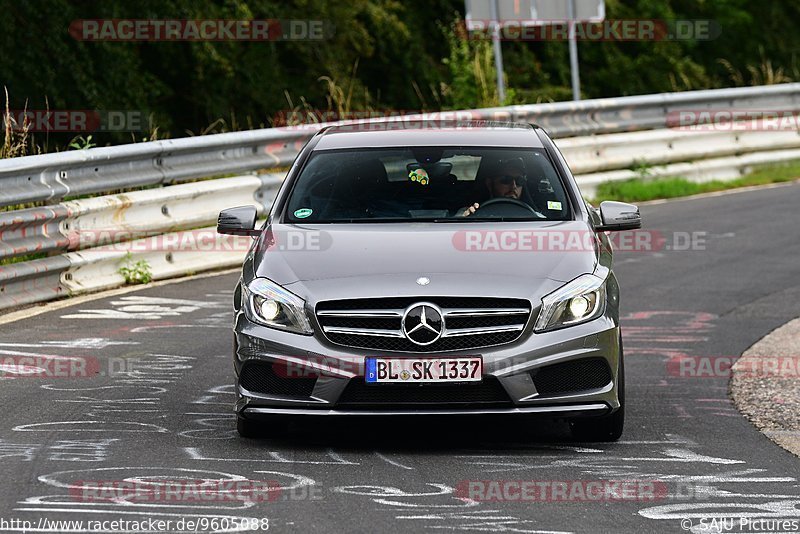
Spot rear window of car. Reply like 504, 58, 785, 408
284, 146, 571, 222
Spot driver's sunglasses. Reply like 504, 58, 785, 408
496, 174, 526, 187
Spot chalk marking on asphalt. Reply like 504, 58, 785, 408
327, 449, 355, 465
640, 470, 796, 483
419, 524, 571, 533
179, 413, 237, 440
40, 384, 168, 394
251, 470, 316, 491
638, 500, 800, 520
38, 465, 315, 493
184, 447, 360, 465
396, 513, 569, 534
84, 412, 161, 413
17, 495, 256, 511
54, 398, 159, 404
374, 452, 414, 470
130, 324, 230, 332
606, 448, 744, 464
0, 339, 139, 349
331, 484, 452, 497
11, 507, 267, 523
61, 296, 228, 320
191, 384, 236, 405
375, 498, 479, 508
0, 442, 39, 461
457, 457, 562, 462
0, 348, 83, 360
13, 421, 168, 433
396, 510, 510, 518
335, 484, 572, 533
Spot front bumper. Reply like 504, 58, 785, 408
233, 308, 622, 419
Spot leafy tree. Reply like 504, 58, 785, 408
0, 0, 797, 152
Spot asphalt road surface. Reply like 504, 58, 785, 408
1, 183, 799, 534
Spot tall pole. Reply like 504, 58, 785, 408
567, 0, 581, 101
490, 0, 506, 104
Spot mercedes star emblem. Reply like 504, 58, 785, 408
402, 303, 444, 345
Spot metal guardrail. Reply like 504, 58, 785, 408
2, 83, 799, 209
577, 148, 800, 195
562, 128, 800, 175
0, 175, 282, 261
0, 129, 307, 208
0, 175, 280, 309
476, 83, 800, 136
0, 206, 70, 260
1, 83, 800, 311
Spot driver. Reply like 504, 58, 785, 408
460, 157, 527, 217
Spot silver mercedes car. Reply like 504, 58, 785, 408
218, 121, 641, 441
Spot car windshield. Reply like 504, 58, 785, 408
284, 147, 571, 223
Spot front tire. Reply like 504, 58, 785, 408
570, 337, 625, 442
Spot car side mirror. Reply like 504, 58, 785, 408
596, 201, 642, 231
217, 206, 260, 236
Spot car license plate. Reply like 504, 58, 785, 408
365, 357, 482, 383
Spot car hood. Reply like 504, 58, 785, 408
251, 221, 598, 301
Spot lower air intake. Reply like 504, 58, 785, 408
239, 363, 317, 397
531, 358, 613, 396
337, 375, 512, 408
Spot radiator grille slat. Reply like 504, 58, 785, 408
316, 297, 531, 352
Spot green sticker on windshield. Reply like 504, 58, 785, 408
294, 208, 313, 218
409, 168, 430, 185
547, 201, 562, 210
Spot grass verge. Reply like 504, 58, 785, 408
592, 160, 800, 203
0, 252, 48, 267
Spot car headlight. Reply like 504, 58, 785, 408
534, 273, 606, 332
242, 278, 313, 334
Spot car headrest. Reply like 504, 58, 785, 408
347, 158, 388, 188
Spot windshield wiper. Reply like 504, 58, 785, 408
431, 217, 549, 222
318, 218, 418, 223
293, 217, 551, 223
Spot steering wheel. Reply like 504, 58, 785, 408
473, 197, 543, 217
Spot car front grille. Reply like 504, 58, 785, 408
337, 375, 512, 408
531, 358, 613, 396
239, 362, 317, 398
316, 297, 531, 353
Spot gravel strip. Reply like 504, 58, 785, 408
731, 317, 800, 457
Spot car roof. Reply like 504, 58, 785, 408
313, 120, 546, 150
